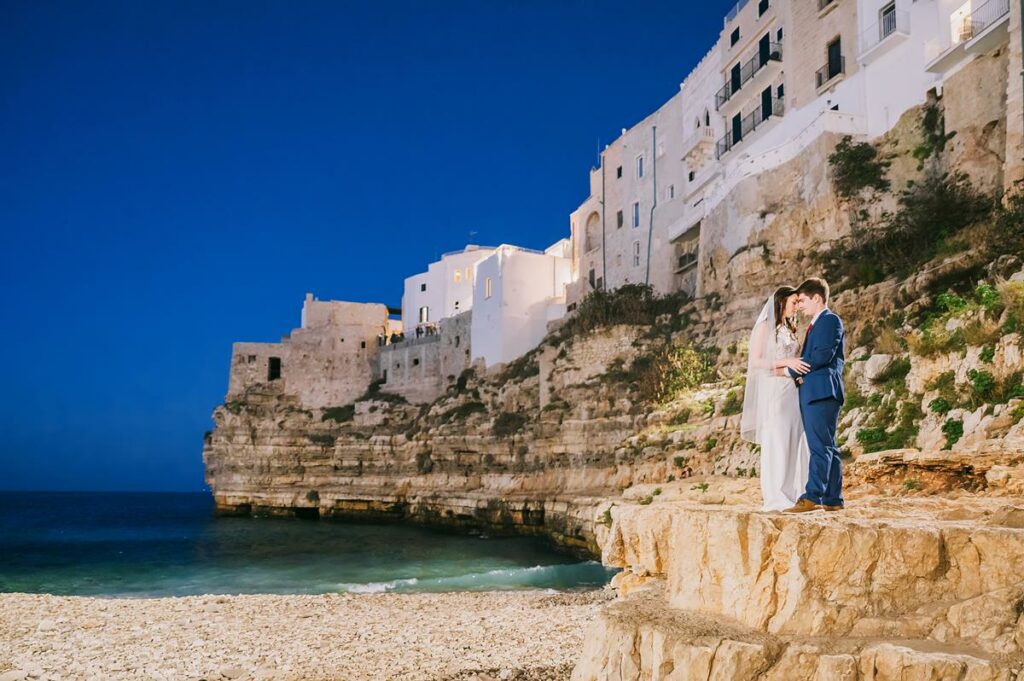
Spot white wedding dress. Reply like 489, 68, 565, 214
740, 297, 810, 512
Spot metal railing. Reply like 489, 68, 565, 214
860, 9, 909, 54
715, 96, 785, 159
715, 42, 783, 110
815, 55, 846, 89
953, 0, 1009, 43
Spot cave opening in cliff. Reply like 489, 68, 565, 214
293, 506, 320, 520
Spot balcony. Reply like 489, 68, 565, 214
715, 96, 785, 159
818, 0, 839, 17
859, 9, 910, 64
680, 125, 716, 161
926, 0, 1010, 73
815, 55, 846, 91
715, 42, 783, 111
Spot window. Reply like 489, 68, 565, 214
758, 0, 769, 16
732, 112, 743, 145
827, 37, 843, 80
632, 240, 641, 267
455, 335, 460, 347
418, 306, 429, 323
777, 27, 783, 41
636, 154, 645, 178
705, 110, 710, 127
588, 268, 596, 288
777, 83, 785, 99
616, 165, 622, 179
632, 202, 640, 228
454, 270, 462, 283
454, 300, 460, 311
595, 276, 604, 290
730, 27, 740, 46
360, 341, 366, 349
667, 185, 675, 200
247, 355, 256, 363
879, 2, 896, 39
420, 283, 426, 292
484, 277, 493, 299
688, 170, 695, 182
268, 357, 281, 381
413, 358, 420, 366
616, 210, 624, 228
382, 369, 388, 383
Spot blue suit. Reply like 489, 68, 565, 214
796, 309, 846, 507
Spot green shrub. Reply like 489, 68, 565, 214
975, 283, 1000, 311
691, 483, 710, 493
936, 293, 968, 314
942, 418, 964, 449
721, 390, 743, 416
638, 495, 654, 506
826, 172, 994, 288
322, 405, 356, 423
653, 487, 663, 496
673, 455, 687, 468
599, 507, 613, 527
443, 401, 487, 422
492, 412, 528, 438
872, 356, 912, 390
856, 427, 886, 446
557, 284, 690, 340
967, 368, 996, 401
903, 478, 921, 491
1011, 403, 1024, 426
979, 345, 995, 364
928, 397, 952, 415
307, 433, 336, 447
828, 135, 890, 198
703, 438, 718, 452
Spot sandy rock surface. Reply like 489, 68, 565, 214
0, 590, 612, 681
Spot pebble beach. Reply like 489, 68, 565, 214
0, 590, 611, 681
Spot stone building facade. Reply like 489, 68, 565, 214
227, 294, 397, 409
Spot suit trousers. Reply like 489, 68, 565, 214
799, 397, 844, 507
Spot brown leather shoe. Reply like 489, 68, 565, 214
783, 499, 823, 513
823, 504, 844, 512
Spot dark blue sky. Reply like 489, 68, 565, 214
0, 1, 728, 491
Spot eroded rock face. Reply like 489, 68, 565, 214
573, 488, 1024, 680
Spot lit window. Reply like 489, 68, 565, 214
454, 270, 462, 283
636, 155, 644, 178
632, 241, 641, 267
418, 306, 429, 323
484, 277, 493, 299
632, 202, 640, 228
465, 266, 471, 282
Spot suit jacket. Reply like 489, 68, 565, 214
799, 309, 846, 405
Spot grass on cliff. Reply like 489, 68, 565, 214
828, 135, 891, 199
554, 284, 690, 342
826, 171, 995, 289
604, 343, 716, 406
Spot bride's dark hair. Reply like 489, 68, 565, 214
773, 286, 798, 334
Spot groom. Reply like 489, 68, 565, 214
785, 278, 846, 513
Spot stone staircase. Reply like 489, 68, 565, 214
572, 470, 1024, 680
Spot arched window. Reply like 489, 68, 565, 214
584, 211, 601, 252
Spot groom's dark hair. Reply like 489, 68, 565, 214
797, 277, 830, 305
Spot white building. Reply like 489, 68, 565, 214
471, 240, 573, 368
567, 0, 1017, 301
401, 245, 497, 335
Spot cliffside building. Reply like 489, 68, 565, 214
568, 0, 1020, 304
228, 295, 399, 409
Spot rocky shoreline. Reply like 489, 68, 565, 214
0, 589, 613, 681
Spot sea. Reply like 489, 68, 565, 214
0, 491, 616, 598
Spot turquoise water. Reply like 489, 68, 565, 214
0, 492, 615, 597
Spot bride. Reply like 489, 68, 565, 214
740, 287, 811, 511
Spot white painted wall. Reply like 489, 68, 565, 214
471, 245, 572, 368
400, 246, 496, 332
